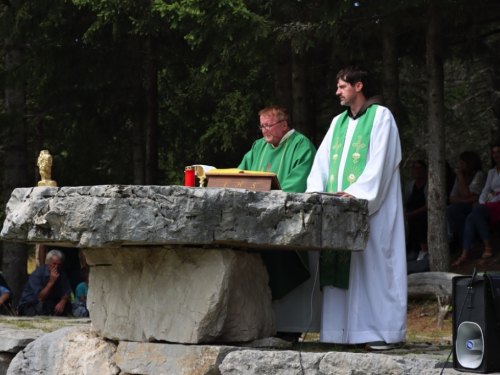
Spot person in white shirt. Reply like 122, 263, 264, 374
453, 144, 500, 265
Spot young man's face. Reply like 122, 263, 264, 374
336, 79, 361, 107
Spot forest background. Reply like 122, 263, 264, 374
2, 0, 500, 305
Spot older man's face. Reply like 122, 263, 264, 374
260, 114, 288, 146
47, 256, 63, 272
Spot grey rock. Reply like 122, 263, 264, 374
219, 350, 324, 375
218, 350, 460, 375
320, 352, 404, 375
115, 342, 241, 375
7, 326, 118, 375
86, 247, 276, 343
389, 355, 453, 375
1, 185, 369, 251
0, 326, 45, 353
420, 369, 480, 375
407, 272, 461, 299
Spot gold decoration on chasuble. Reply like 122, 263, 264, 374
351, 135, 366, 164
331, 137, 342, 164
322, 251, 336, 264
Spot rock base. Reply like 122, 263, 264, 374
86, 246, 276, 343
8, 327, 463, 375
115, 342, 241, 375
7, 327, 118, 375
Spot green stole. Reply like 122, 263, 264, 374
320, 105, 378, 289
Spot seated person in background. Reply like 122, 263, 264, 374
405, 160, 428, 261
72, 266, 90, 317
0, 273, 12, 315
238, 105, 318, 338
447, 151, 486, 251
18, 249, 72, 316
38, 245, 86, 294
445, 160, 456, 205
453, 144, 500, 265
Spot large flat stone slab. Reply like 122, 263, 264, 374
1, 185, 369, 251
219, 350, 325, 374
86, 247, 276, 343
219, 350, 456, 375
115, 342, 241, 375
0, 326, 45, 353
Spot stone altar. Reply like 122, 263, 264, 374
1, 185, 369, 344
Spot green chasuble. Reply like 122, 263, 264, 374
238, 131, 316, 193
320, 105, 377, 290
238, 130, 317, 300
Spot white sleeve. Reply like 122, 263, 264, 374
306, 115, 339, 192
479, 169, 494, 204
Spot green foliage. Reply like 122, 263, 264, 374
1, 0, 500, 190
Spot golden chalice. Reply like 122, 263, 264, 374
195, 166, 206, 187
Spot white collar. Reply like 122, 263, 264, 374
271, 129, 295, 148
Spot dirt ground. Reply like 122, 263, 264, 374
407, 298, 452, 344
450, 246, 500, 276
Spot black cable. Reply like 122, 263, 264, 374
439, 267, 477, 375
299, 194, 323, 375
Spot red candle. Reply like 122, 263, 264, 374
185, 166, 195, 187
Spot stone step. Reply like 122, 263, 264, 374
5, 326, 499, 375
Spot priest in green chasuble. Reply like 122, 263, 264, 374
307, 66, 406, 348
238, 105, 320, 334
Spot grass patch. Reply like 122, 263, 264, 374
8, 321, 38, 330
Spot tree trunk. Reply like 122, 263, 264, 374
3, 37, 29, 308
381, 21, 400, 126
292, 44, 314, 142
426, 3, 450, 272
274, 40, 293, 114
132, 114, 146, 185
145, 36, 159, 185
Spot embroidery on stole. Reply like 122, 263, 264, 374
321, 105, 378, 289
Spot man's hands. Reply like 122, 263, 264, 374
54, 300, 66, 315
49, 267, 60, 284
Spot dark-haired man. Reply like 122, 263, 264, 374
239, 105, 320, 336
307, 66, 406, 349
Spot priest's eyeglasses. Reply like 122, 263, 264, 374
258, 120, 284, 131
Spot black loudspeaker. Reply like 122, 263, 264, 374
452, 274, 500, 373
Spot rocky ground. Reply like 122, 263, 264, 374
0, 306, 485, 374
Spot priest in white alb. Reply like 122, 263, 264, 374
306, 66, 407, 349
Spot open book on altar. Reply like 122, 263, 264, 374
205, 169, 281, 191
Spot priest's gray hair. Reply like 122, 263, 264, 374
46, 249, 65, 263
